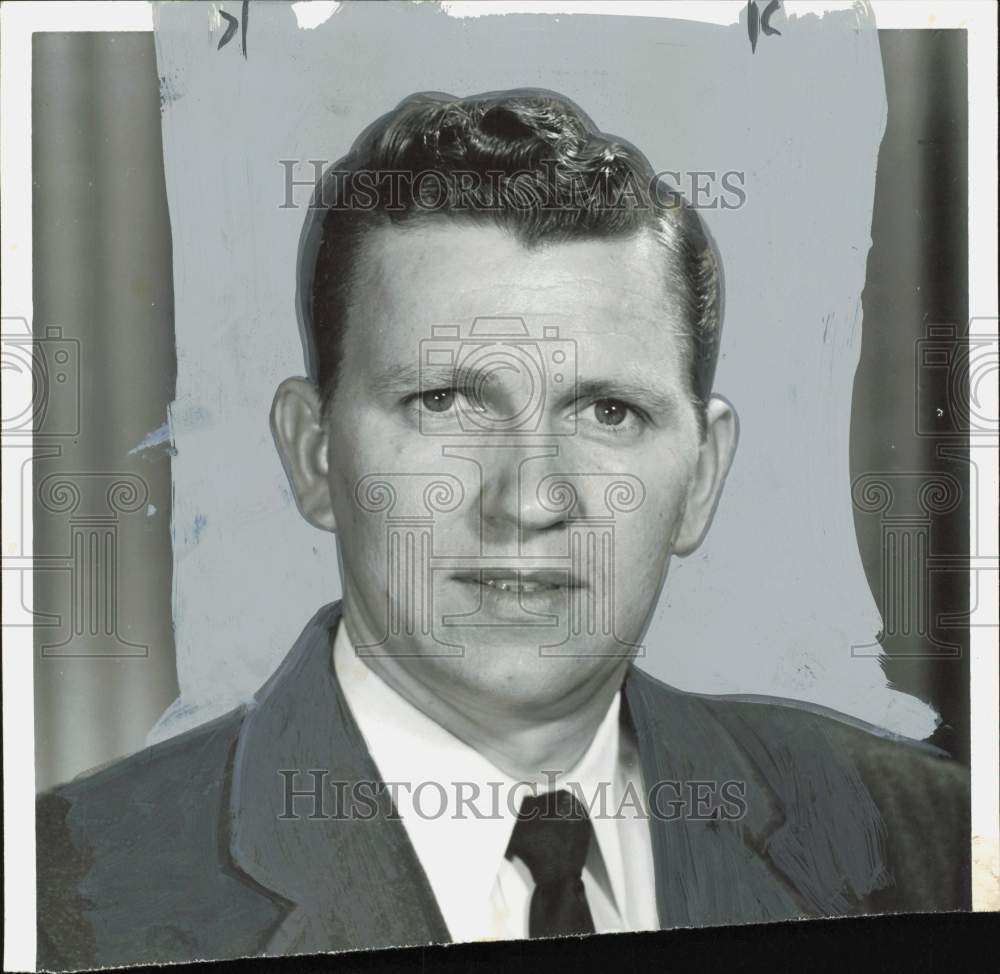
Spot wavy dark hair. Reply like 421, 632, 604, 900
296, 89, 723, 430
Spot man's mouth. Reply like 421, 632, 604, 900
450, 569, 583, 594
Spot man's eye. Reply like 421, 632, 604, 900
422, 388, 456, 413
593, 399, 630, 427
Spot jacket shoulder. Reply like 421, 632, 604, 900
37, 707, 287, 971
696, 691, 969, 825
629, 669, 970, 912
792, 705, 971, 911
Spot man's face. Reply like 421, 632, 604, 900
275, 222, 735, 720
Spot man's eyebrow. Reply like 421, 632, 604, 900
368, 362, 438, 396
369, 361, 529, 395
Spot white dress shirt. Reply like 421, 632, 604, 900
332, 623, 659, 943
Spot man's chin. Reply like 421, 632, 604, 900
405, 634, 633, 700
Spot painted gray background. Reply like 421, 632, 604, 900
146, 0, 939, 744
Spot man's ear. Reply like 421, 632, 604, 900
270, 377, 336, 532
673, 395, 739, 556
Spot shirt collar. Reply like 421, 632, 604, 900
332, 621, 628, 940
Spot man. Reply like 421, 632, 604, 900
36, 90, 970, 971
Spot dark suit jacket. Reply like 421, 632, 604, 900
36, 602, 971, 971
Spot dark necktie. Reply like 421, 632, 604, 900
505, 789, 596, 938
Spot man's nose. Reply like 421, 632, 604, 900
474, 443, 570, 544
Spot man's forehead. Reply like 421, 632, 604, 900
346, 221, 689, 356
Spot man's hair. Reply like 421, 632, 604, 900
297, 89, 723, 426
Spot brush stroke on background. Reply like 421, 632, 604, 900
147, 0, 936, 745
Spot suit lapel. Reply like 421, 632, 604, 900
623, 667, 810, 927
227, 602, 450, 955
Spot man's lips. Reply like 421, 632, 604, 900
449, 569, 585, 594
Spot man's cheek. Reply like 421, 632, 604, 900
618, 497, 682, 570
